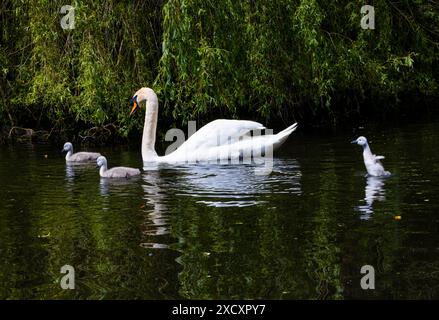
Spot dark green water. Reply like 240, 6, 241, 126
1, 120, 439, 299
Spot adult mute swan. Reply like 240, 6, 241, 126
351, 136, 391, 177
96, 156, 141, 178
62, 142, 101, 162
129, 87, 298, 163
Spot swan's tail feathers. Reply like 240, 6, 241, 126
278, 122, 298, 136
273, 122, 298, 148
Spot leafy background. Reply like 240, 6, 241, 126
1, 0, 438, 141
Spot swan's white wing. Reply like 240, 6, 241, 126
374, 155, 385, 165
161, 121, 298, 162
168, 119, 265, 157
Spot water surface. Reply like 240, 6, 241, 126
1, 121, 439, 299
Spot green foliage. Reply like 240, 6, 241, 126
1, 0, 438, 138
159, 0, 439, 124
0, 0, 162, 138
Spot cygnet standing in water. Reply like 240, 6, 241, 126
62, 142, 101, 162
96, 156, 141, 178
351, 136, 391, 177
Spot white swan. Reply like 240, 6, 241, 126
351, 136, 391, 177
96, 156, 141, 178
62, 142, 101, 162
129, 87, 298, 163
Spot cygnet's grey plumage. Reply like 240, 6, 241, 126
96, 156, 141, 178
351, 136, 391, 177
62, 142, 101, 162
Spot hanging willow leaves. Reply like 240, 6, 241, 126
0, 0, 438, 139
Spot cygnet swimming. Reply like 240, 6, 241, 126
351, 136, 391, 177
62, 142, 101, 162
96, 156, 141, 178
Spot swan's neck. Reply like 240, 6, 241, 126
142, 98, 159, 161
65, 150, 73, 161
362, 144, 373, 159
99, 165, 107, 176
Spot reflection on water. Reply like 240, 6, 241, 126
139, 161, 301, 247
65, 162, 94, 178
99, 176, 141, 197
1, 120, 439, 299
65, 162, 96, 192
356, 176, 387, 220
140, 171, 169, 242
170, 160, 301, 208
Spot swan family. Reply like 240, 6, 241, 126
60, 87, 391, 179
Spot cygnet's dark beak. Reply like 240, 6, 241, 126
351, 140, 358, 144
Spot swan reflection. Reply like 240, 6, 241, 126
356, 176, 386, 220
97, 159, 302, 249
65, 162, 92, 179
168, 159, 302, 208
99, 177, 139, 197
97, 171, 170, 249
141, 171, 169, 238
65, 162, 95, 192
138, 159, 301, 243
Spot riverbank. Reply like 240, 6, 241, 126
1, 97, 438, 147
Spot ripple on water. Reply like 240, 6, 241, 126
168, 159, 302, 208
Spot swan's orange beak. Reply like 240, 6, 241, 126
129, 95, 139, 116
130, 101, 138, 116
